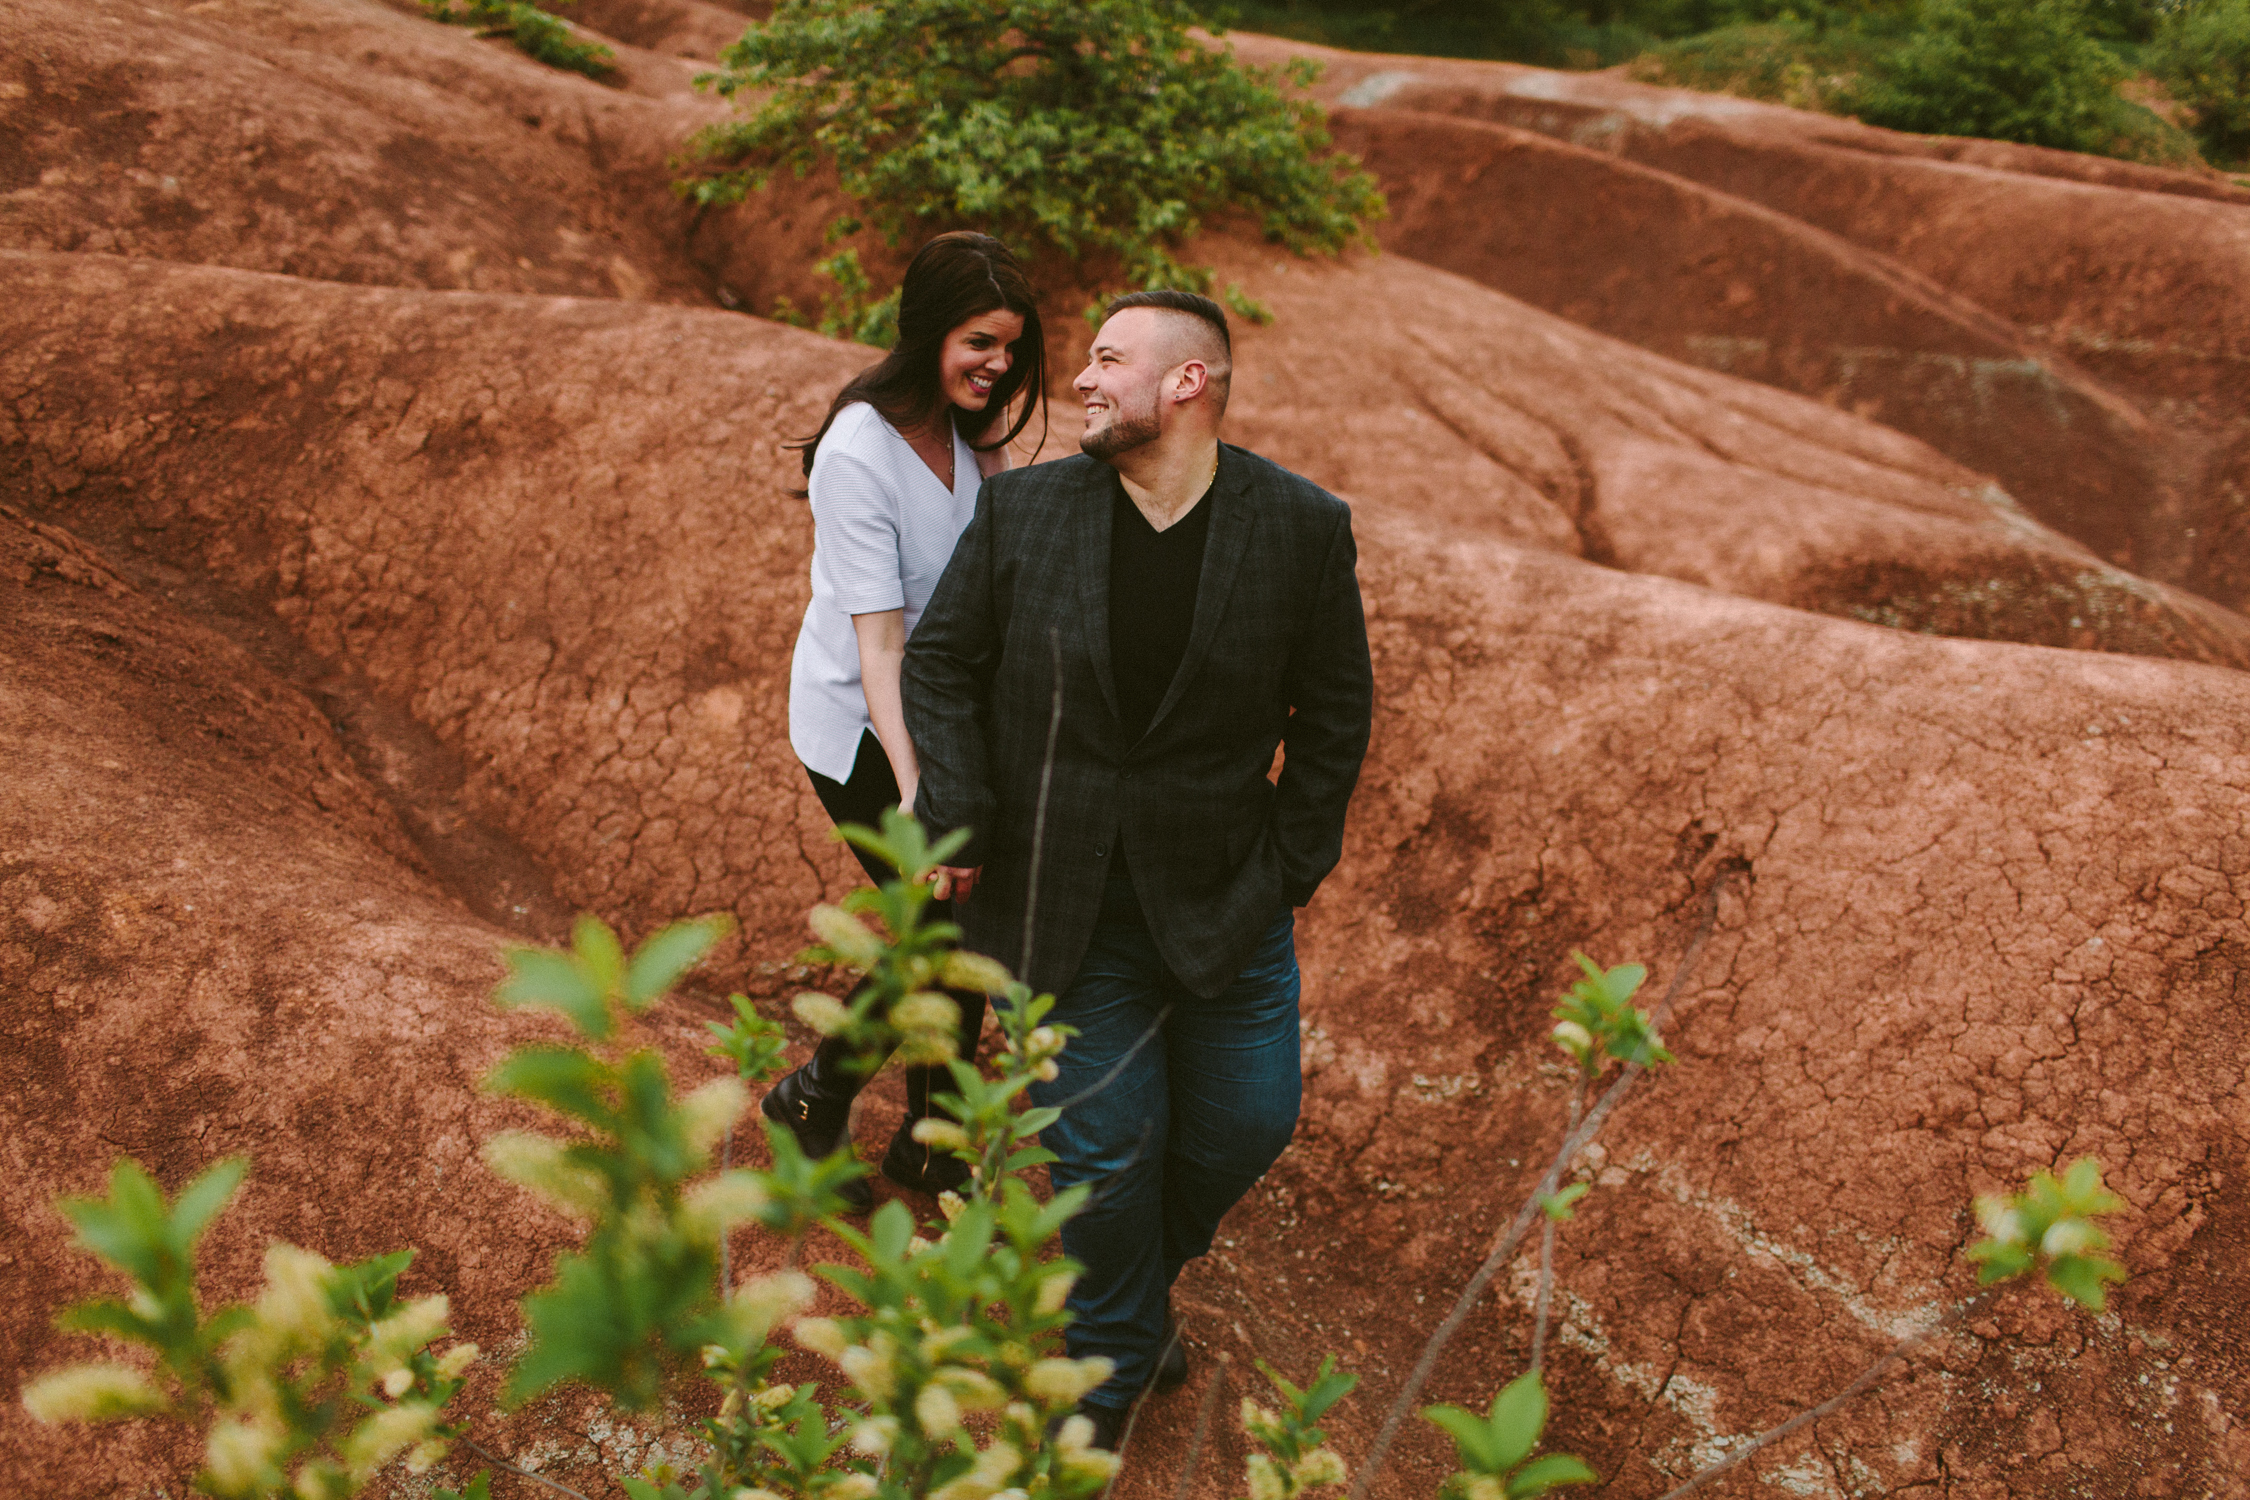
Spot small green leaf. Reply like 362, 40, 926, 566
496, 947, 611, 1040
1506, 1452, 1598, 1497
1487, 1372, 1549, 1473
1538, 1183, 1590, 1222
1422, 1405, 1503, 1474
486, 1046, 616, 1126
166, 1156, 249, 1253
1296, 1354, 1359, 1424
571, 915, 627, 999
60, 1161, 169, 1287
55, 1299, 155, 1344
2045, 1252, 2127, 1311
625, 915, 735, 1008
870, 1199, 915, 1263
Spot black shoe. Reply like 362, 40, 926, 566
1074, 1400, 1131, 1454
761, 1065, 873, 1213
1152, 1301, 1189, 1393
879, 1115, 975, 1196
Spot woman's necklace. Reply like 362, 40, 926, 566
906, 417, 953, 491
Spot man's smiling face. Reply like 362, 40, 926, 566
1074, 308, 1169, 461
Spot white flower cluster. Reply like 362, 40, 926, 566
1024, 1355, 1114, 1407
809, 905, 885, 969
939, 951, 1015, 996
678, 1077, 750, 1160
928, 1438, 1025, 1500
177, 1242, 465, 1497
729, 1269, 817, 1347
792, 991, 853, 1036
687, 1171, 774, 1242
1004, 1024, 1067, 1084
1049, 1412, 1124, 1483
19, 1363, 167, 1424
1977, 1195, 2102, 1257
1241, 1410, 1346, 1500
892, 990, 963, 1067
483, 1130, 607, 1221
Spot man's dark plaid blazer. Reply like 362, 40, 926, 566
900, 443, 1374, 999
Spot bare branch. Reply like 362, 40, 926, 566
1529, 1088, 1581, 1374
456, 1437, 596, 1500
1346, 870, 1733, 1500
1169, 1354, 1231, 1500
1651, 1284, 2001, 1500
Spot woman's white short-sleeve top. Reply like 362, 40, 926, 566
789, 402, 981, 782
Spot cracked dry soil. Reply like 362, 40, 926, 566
4, 0, 2250, 1496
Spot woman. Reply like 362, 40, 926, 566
771, 231, 1046, 1209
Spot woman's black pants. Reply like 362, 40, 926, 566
801, 730, 988, 1118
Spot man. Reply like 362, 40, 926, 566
901, 290, 1373, 1447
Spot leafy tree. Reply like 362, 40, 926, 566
680, 0, 1383, 319
1848, 0, 2132, 153
2151, 0, 2250, 164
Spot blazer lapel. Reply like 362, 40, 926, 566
1070, 462, 1124, 729
1141, 445, 1253, 741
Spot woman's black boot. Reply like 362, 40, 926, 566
760, 1036, 876, 1213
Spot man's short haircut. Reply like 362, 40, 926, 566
1104, 289, 1231, 357
1103, 289, 1232, 412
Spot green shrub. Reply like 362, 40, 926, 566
1629, 19, 1886, 111
2151, 0, 2250, 164
680, 0, 1383, 312
421, 0, 617, 81
1848, 0, 2131, 152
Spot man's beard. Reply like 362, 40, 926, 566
1080, 394, 1162, 461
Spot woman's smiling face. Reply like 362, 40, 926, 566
938, 309, 1026, 412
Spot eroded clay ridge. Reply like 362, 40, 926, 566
3, 0, 2248, 1496
5, 251, 2249, 1495
1237, 33, 2250, 614
12, 244, 2250, 968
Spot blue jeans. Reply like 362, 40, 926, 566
1029, 863, 1302, 1410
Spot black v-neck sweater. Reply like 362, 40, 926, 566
1108, 479, 1213, 744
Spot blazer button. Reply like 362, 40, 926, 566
1094, 845, 1108, 858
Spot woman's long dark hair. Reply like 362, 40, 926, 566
792, 231, 1047, 483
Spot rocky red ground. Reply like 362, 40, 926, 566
4, 1, 2247, 1497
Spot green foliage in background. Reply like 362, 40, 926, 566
1629, 18, 1892, 112
1848, 0, 2130, 150
2151, 0, 2250, 163
1185, 0, 1916, 70
421, 0, 618, 80
1201, 0, 2216, 168
681, 0, 1383, 323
